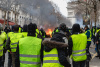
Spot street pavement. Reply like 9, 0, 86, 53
90, 44, 100, 67
4, 39, 100, 67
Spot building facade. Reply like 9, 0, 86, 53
0, 4, 36, 27
67, 2, 76, 25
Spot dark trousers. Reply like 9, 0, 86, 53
8, 52, 12, 67
86, 42, 91, 67
2, 51, 5, 67
86, 43, 91, 59
11, 52, 16, 67
97, 44, 100, 58
73, 61, 86, 67
0, 56, 4, 67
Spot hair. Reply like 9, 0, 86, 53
85, 25, 88, 29
14, 25, 19, 32
28, 23, 37, 36
72, 24, 80, 33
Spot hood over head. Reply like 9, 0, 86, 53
28, 23, 37, 36
72, 24, 80, 34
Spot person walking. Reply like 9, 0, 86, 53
6, 25, 23, 67
15, 23, 43, 67
68, 24, 87, 67
6, 28, 14, 67
84, 25, 92, 67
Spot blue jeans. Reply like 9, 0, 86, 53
73, 61, 86, 67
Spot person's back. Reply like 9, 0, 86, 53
68, 24, 87, 67
19, 36, 42, 67
10, 33, 23, 52
71, 33, 87, 61
15, 23, 43, 67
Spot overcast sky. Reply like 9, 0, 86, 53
50, 0, 68, 17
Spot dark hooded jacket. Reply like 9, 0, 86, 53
43, 30, 71, 67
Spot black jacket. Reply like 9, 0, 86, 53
43, 30, 71, 67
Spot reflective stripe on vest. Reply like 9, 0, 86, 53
0, 44, 3, 46
73, 53, 86, 56
73, 49, 86, 56
73, 49, 86, 53
20, 54, 41, 65
10, 42, 18, 50
43, 54, 59, 63
0, 49, 3, 52
20, 61, 41, 65
44, 54, 58, 57
43, 60, 59, 63
19, 37, 42, 67
11, 42, 18, 45
43, 48, 63, 67
20, 54, 40, 58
